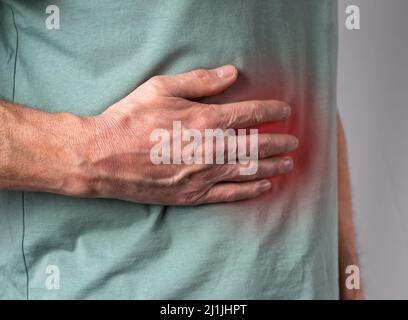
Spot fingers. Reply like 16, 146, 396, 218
201, 133, 297, 166
257, 133, 298, 158
217, 156, 294, 182
218, 133, 298, 160
143, 65, 238, 99
210, 99, 291, 129
199, 179, 272, 204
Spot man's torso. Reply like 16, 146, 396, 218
0, 0, 338, 299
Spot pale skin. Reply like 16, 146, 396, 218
0, 65, 361, 298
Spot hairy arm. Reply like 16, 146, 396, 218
0, 100, 86, 194
337, 114, 364, 300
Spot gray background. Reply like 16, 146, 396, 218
338, 0, 408, 299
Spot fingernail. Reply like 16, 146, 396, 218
288, 137, 299, 151
260, 180, 271, 190
215, 65, 236, 78
283, 105, 291, 118
281, 158, 294, 173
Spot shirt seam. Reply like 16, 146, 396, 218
8, 4, 29, 301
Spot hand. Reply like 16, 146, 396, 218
73, 65, 298, 205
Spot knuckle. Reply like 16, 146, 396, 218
259, 141, 272, 158
217, 164, 235, 180
192, 69, 211, 81
206, 103, 218, 115
169, 170, 189, 187
191, 108, 215, 129
149, 75, 165, 84
251, 101, 266, 123
258, 139, 269, 158
223, 188, 237, 202
191, 192, 208, 205
145, 76, 167, 94
224, 106, 239, 128
188, 185, 212, 204
191, 69, 219, 95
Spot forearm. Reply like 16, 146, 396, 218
337, 114, 364, 299
0, 100, 86, 195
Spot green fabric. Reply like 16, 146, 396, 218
0, 0, 339, 299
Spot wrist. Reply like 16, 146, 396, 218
63, 112, 123, 198
59, 113, 102, 197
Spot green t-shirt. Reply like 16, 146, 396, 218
0, 0, 338, 299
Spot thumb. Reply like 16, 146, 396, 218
145, 65, 238, 99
